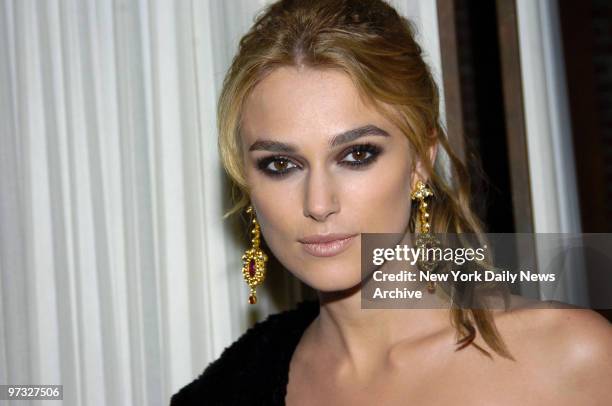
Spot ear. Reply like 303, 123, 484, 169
411, 136, 438, 191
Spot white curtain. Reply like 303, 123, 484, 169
516, 0, 588, 305
0, 1, 441, 405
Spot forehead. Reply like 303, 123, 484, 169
241, 66, 389, 142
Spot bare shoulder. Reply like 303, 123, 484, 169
491, 296, 612, 404
498, 296, 612, 363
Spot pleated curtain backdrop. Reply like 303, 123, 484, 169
0, 1, 442, 405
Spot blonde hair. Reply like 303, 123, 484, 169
218, 0, 513, 359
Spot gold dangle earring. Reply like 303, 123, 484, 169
241, 205, 268, 304
411, 180, 439, 293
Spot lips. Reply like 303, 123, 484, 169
299, 233, 356, 244
299, 233, 358, 257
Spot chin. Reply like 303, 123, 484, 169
290, 262, 362, 293
273, 241, 363, 292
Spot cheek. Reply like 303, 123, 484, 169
344, 163, 413, 233
248, 186, 300, 244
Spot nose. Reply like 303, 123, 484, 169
303, 167, 340, 222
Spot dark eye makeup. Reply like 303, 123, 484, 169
255, 143, 383, 178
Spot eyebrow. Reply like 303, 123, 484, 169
248, 124, 390, 152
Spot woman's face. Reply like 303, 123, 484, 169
241, 66, 418, 292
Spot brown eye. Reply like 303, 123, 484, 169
344, 150, 372, 163
262, 157, 297, 174
339, 143, 382, 167
256, 155, 299, 177
272, 159, 289, 171
350, 151, 368, 161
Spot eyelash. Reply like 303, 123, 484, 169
255, 143, 383, 178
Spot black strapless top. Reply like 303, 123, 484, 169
170, 300, 320, 405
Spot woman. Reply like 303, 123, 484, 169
171, 0, 612, 404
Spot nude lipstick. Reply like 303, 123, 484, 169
299, 233, 358, 257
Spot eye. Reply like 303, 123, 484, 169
344, 149, 371, 163
339, 143, 381, 167
256, 156, 298, 177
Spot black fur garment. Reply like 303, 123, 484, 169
170, 300, 320, 406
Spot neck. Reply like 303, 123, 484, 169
312, 280, 452, 379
